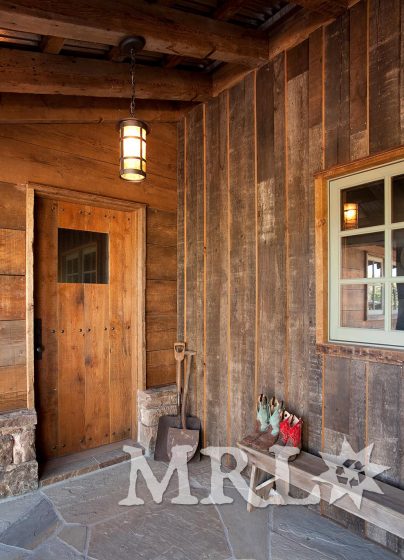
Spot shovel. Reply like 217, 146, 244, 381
167, 350, 200, 462
154, 341, 186, 462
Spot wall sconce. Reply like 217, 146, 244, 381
343, 202, 359, 230
118, 37, 149, 182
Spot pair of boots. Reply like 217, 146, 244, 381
241, 395, 303, 460
241, 395, 283, 449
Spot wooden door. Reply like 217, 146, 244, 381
34, 199, 135, 459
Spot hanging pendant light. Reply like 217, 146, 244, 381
118, 37, 149, 182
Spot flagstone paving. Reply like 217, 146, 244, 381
0, 456, 399, 559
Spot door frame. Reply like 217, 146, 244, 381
26, 182, 146, 441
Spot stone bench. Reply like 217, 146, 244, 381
237, 442, 404, 540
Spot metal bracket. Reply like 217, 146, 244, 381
119, 36, 146, 57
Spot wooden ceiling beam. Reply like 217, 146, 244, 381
0, 48, 212, 101
0, 94, 194, 123
162, 0, 251, 70
40, 35, 65, 54
0, 0, 268, 65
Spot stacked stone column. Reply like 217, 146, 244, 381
0, 410, 38, 497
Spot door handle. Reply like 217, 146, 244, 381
34, 318, 43, 360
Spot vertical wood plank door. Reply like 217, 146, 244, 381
34, 199, 135, 459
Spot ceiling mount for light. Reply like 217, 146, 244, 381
119, 36, 146, 58
118, 35, 149, 183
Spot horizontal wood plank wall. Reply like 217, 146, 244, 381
0, 182, 27, 412
146, 208, 177, 387
0, 120, 178, 407
178, 0, 404, 554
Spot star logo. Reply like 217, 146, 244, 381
313, 437, 390, 509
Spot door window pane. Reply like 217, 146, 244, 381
392, 283, 404, 330
341, 181, 384, 231
341, 231, 384, 279
392, 174, 404, 223
341, 284, 385, 329
58, 228, 109, 284
392, 229, 404, 278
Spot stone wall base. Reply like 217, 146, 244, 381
138, 386, 177, 456
0, 410, 38, 497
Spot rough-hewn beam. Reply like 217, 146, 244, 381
0, 94, 194, 123
0, 0, 268, 65
0, 48, 212, 101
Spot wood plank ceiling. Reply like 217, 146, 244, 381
0, 0, 351, 102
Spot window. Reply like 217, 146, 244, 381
58, 228, 109, 284
329, 160, 404, 347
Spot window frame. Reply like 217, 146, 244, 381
315, 146, 404, 354
329, 160, 404, 347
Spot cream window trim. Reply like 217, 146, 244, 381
328, 159, 404, 348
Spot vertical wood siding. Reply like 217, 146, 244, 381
177, 0, 404, 553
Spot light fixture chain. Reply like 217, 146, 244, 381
130, 48, 136, 117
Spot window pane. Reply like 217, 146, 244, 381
341, 181, 384, 230
341, 232, 384, 279
392, 229, 404, 278
58, 228, 109, 284
392, 283, 404, 330
341, 284, 385, 329
392, 174, 404, 223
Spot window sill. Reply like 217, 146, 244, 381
316, 342, 404, 365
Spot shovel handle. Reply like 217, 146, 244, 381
174, 342, 186, 412
182, 350, 196, 430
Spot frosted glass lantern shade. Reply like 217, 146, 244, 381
343, 202, 359, 230
119, 118, 148, 181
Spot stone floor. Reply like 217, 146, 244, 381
0, 455, 399, 560
39, 440, 135, 487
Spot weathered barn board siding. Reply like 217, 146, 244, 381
205, 93, 229, 447
256, 55, 287, 403
228, 74, 256, 444
177, 120, 185, 344
286, 40, 311, 442
349, 0, 368, 160
308, 28, 324, 454
178, 1, 404, 553
184, 105, 205, 419
324, 12, 350, 168
369, 0, 401, 153
0, 120, 178, 402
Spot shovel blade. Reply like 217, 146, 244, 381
167, 426, 199, 462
